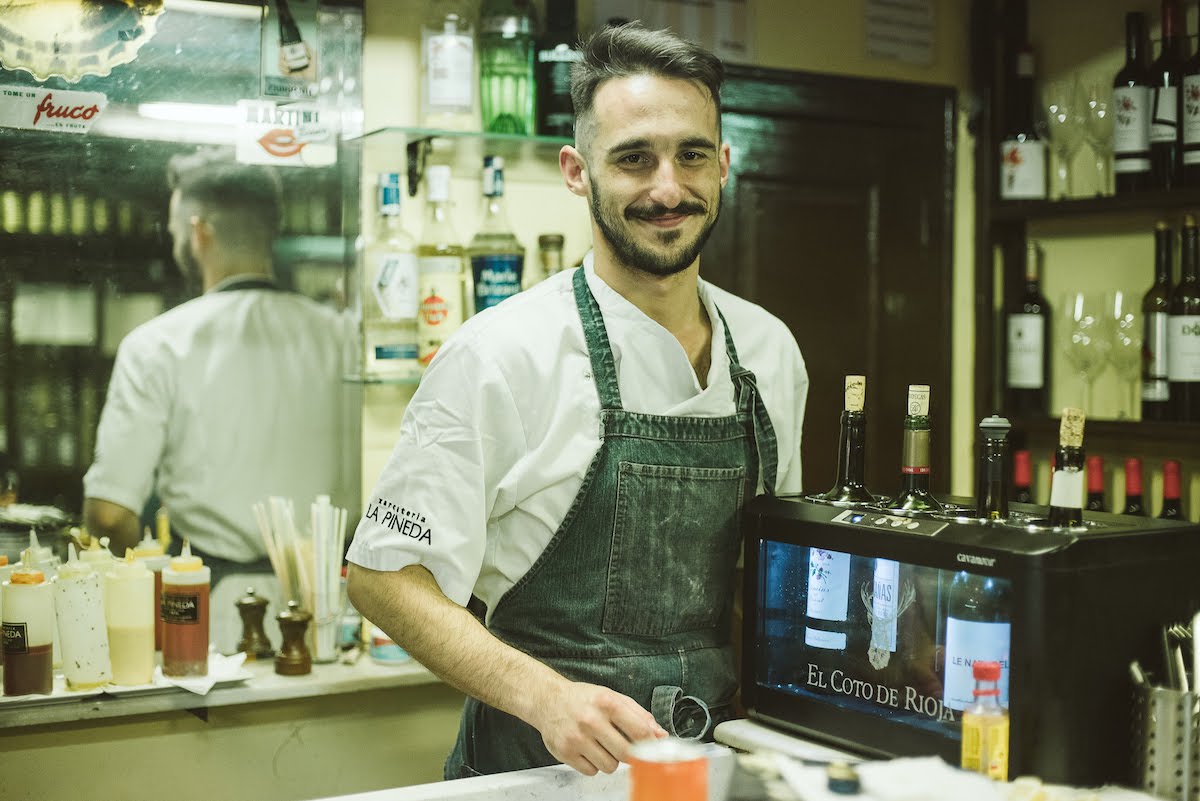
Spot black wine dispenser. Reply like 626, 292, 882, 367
741, 494, 1200, 786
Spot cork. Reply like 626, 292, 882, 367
1059, 407, 1085, 448
907, 385, 930, 416
844, 375, 866, 412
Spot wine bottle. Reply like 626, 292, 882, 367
1169, 215, 1200, 421
468, 157, 525, 313
1047, 408, 1086, 527
276, 0, 309, 73
479, 0, 536, 135
998, 44, 1046, 200
1085, 455, 1106, 512
420, 0, 477, 131
975, 415, 1011, 520
815, 375, 876, 505
1011, 449, 1034, 504
870, 558, 900, 656
1114, 12, 1154, 193
417, 165, 468, 367
1183, 1, 1200, 185
1006, 241, 1050, 416
942, 570, 1011, 712
1143, 221, 1174, 421
362, 174, 420, 380
1159, 458, 1185, 519
1123, 457, 1146, 516
1149, 0, 1188, 190
535, 0, 582, 138
804, 547, 852, 651
891, 384, 941, 514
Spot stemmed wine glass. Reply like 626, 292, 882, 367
1060, 291, 1111, 414
1043, 79, 1087, 200
1082, 77, 1115, 196
1107, 290, 1143, 419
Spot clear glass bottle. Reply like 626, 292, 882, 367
421, 0, 477, 131
363, 173, 420, 380
890, 384, 942, 513
960, 660, 1010, 782
417, 165, 467, 367
468, 157, 524, 313
943, 571, 1011, 712
479, 0, 536, 134
814, 375, 875, 505
1048, 407, 1086, 527
1143, 221, 1174, 421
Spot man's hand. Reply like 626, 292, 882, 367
533, 679, 668, 775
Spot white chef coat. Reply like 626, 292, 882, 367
84, 278, 356, 562
347, 257, 808, 612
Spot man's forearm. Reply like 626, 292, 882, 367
83, 498, 141, 556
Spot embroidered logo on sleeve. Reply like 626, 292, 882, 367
364, 498, 432, 545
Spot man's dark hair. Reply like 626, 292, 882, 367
167, 150, 282, 245
570, 22, 724, 149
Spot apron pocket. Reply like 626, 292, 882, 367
603, 461, 745, 637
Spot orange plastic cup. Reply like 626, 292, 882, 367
628, 738, 707, 801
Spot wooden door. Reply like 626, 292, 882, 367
704, 66, 956, 495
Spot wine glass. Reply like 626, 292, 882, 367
1107, 290, 1143, 419
1043, 80, 1087, 200
1060, 291, 1111, 414
1082, 78, 1115, 196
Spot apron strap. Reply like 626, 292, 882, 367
572, 268, 624, 411
651, 685, 713, 740
715, 306, 779, 496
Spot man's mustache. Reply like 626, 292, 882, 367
625, 201, 707, 220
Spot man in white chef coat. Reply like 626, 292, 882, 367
347, 22, 808, 777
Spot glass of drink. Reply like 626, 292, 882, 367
1060, 291, 1111, 414
1106, 290, 1142, 419
1082, 77, 1115, 196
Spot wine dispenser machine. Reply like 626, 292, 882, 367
741, 494, 1200, 786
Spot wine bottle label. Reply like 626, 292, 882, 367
870, 559, 899, 653
424, 33, 474, 109
805, 548, 851, 623
1151, 86, 1180, 141
998, 139, 1046, 200
1184, 76, 1200, 155
901, 429, 931, 474
471, 253, 523, 311
1006, 314, 1044, 388
844, 375, 865, 412
1049, 468, 1085, 510
943, 617, 1011, 711
1059, 408, 1085, 447
1114, 86, 1151, 171
1144, 311, 1170, 400
417, 256, 466, 366
804, 626, 847, 650
373, 252, 419, 320
1168, 314, 1200, 380
907, 385, 930, 415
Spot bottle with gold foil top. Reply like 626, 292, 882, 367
2, 546, 54, 696
133, 527, 169, 651
53, 543, 112, 689
106, 550, 155, 686
890, 384, 942, 514
813, 375, 876, 504
1048, 408, 1086, 527
161, 541, 210, 677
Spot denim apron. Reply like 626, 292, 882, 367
445, 268, 779, 777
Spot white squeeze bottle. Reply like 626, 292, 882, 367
54, 543, 112, 689
23, 529, 62, 669
106, 550, 155, 686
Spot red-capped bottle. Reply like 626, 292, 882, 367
1159, 459, 1185, 519
1012, 449, 1034, 504
1123, 457, 1147, 516
1085, 455, 1106, 512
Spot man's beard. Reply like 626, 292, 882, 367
590, 182, 721, 277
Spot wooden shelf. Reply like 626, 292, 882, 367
1011, 416, 1200, 452
991, 188, 1200, 224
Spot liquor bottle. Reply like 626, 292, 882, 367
960, 661, 1010, 782
1143, 221, 1174, 421
814, 375, 876, 505
1149, 0, 1188, 190
1114, 12, 1153, 192
1011, 449, 1034, 504
537, 233, 565, 283
469, 157, 525, 313
1123, 457, 1147, 515
1159, 458, 1185, 519
1085, 455, 1106, 512
891, 384, 942, 513
479, 0, 536, 134
1048, 407, 1086, 527
276, 0, 310, 73
975, 415, 1011, 520
804, 547, 852, 651
1169, 215, 1200, 421
1184, 2, 1200, 184
535, 0, 582, 138
421, 0, 476, 131
998, 44, 1046, 200
417, 165, 467, 368
1006, 241, 1050, 416
363, 173, 420, 380
942, 570, 1011, 712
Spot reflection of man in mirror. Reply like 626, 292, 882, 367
83, 152, 354, 607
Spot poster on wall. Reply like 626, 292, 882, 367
592, 0, 754, 64
262, 0, 320, 99
236, 99, 336, 167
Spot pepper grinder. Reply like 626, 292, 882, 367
236, 586, 275, 660
275, 600, 312, 676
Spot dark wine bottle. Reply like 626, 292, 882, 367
975, 415, 1011, 520
998, 44, 1046, 200
891, 384, 942, 514
1085, 455, 1106, 512
1115, 12, 1153, 192
1159, 458, 1185, 519
1143, 221, 1174, 421
534, 0, 581, 138
1170, 215, 1200, 421
1183, 1, 1200, 185
1123, 457, 1146, 515
1012, 449, 1034, 504
1048, 408, 1085, 527
942, 570, 1011, 712
815, 375, 875, 505
1149, 0, 1188, 190
1006, 241, 1050, 416
276, 0, 310, 73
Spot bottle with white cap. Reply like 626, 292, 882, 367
132, 527, 169, 651
106, 550, 155, 686
2, 545, 54, 695
161, 540, 211, 677
53, 543, 112, 689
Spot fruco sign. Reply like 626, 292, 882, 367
0, 85, 107, 133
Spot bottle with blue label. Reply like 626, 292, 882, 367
469, 156, 524, 313
363, 173, 420, 380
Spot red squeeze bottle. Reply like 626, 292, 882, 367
161, 540, 211, 677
